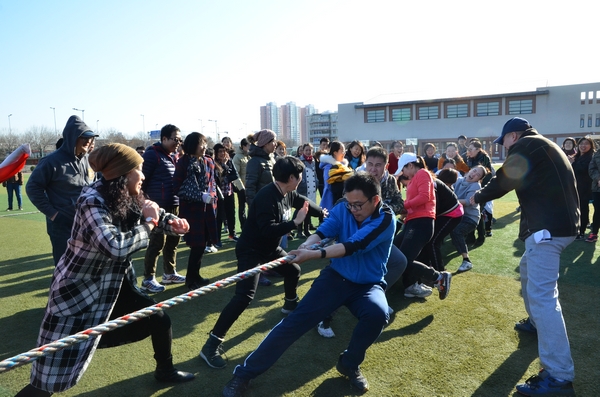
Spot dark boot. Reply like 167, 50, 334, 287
200, 333, 227, 369
14, 384, 52, 397
154, 356, 195, 383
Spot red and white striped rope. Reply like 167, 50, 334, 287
0, 255, 293, 373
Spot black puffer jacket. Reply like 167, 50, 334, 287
245, 144, 275, 207
474, 129, 579, 240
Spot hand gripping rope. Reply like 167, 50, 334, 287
0, 238, 335, 374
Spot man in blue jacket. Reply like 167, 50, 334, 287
26, 115, 98, 266
141, 124, 186, 293
222, 172, 395, 396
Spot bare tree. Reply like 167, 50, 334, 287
0, 131, 22, 158
101, 128, 129, 146
22, 125, 57, 158
130, 130, 149, 149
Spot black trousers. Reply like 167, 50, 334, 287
211, 246, 301, 339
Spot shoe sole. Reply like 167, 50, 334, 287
403, 292, 433, 298
199, 351, 227, 369
438, 273, 452, 300
141, 286, 165, 294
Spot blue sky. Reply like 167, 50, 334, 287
1, 0, 599, 142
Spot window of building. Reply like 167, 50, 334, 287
446, 102, 469, 118
417, 104, 439, 120
581, 92, 586, 104
581, 114, 585, 128
508, 97, 534, 114
589, 91, 594, 104
597, 91, 600, 104
588, 114, 593, 128
390, 107, 411, 122
475, 100, 501, 116
596, 113, 600, 128
365, 108, 385, 123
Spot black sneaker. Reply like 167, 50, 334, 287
436, 271, 452, 300
515, 317, 537, 334
222, 375, 250, 397
575, 234, 585, 241
281, 296, 299, 314
515, 369, 574, 395
200, 334, 227, 369
188, 277, 211, 291
336, 353, 369, 393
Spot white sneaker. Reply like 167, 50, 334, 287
457, 260, 473, 273
141, 277, 166, 293
317, 321, 335, 338
205, 245, 218, 253
404, 282, 433, 298
162, 272, 186, 284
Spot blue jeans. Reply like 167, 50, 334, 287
520, 234, 575, 381
6, 182, 22, 209
450, 218, 478, 255
233, 266, 388, 380
46, 214, 74, 266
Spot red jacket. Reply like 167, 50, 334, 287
404, 168, 436, 221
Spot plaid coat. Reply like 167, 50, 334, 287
31, 181, 181, 392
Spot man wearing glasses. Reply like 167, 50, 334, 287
141, 124, 186, 293
27, 115, 98, 266
222, 172, 395, 396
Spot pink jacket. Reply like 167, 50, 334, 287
404, 168, 436, 221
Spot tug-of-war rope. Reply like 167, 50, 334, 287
0, 238, 334, 374
0, 255, 293, 374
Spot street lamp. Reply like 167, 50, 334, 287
73, 108, 85, 120
50, 107, 57, 135
208, 119, 219, 142
141, 114, 145, 134
8, 114, 12, 133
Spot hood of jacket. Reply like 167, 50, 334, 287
319, 154, 348, 167
248, 143, 271, 159
60, 115, 93, 158
235, 145, 249, 158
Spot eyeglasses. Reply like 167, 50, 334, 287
170, 137, 183, 144
344, 198, 371, 211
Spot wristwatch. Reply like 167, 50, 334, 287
319, 248, 327, 259
145, 217, 158, 227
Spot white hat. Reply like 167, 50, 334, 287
394, 152, 418, 175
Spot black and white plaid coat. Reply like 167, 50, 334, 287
30, 181, 181, 392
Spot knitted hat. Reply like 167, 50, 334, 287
254, 129, 276, 147
89, 143, 143, 180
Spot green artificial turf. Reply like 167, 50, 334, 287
0, 174, 598, 396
